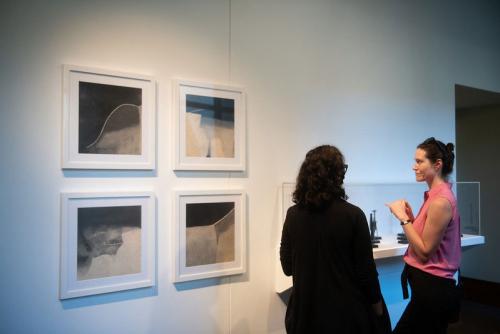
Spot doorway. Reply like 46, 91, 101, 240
455, 84, 500, 282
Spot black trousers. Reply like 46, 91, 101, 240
393, 265, 461, 334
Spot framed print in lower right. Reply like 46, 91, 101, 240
173, 190, 246, 282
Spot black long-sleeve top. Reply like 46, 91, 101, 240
280, 199, 383, 333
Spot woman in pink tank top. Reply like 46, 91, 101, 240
387, 137, 462, 334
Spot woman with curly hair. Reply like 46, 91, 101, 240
280, 145, 390, 334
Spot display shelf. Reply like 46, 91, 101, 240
372, 233, 485, 259
275, 234, 485, 294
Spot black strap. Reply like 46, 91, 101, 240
401, 264, 409, 299
401, 265, 461, 300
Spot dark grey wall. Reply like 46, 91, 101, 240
457, 105, 500, 282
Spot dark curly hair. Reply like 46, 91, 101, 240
293, 145, 348, 210
417, 137, 455, 179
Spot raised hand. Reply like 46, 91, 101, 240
386, 199, 411, 222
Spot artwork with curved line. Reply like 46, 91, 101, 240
79, 81, 142, 155
185, 202, 235, 266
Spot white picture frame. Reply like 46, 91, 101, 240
62, 65, 156, 169
60, 191, 156, 299
173, 80, 246, 171
173, 189, 246, 282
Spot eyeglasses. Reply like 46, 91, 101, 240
423, 137, 447, 155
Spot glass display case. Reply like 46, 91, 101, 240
282, 181, 482, 241
456, 182, 481, 235
276, 181, 485, 294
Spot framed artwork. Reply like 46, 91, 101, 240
60, 191, 156, 299
62, 65, 156, 169
173, 190, 246, 282
173, 80, 246, 171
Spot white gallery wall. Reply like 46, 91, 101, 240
1, 0, 500, 333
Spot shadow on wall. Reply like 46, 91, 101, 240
61, 287, 157, 310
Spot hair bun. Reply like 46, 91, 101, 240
446, 143, 455, 153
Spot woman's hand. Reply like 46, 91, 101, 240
404, 201, 415, 222
386, 199, 411, 222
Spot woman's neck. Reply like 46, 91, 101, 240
427, 176, 446, 190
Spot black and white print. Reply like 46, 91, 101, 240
185, 202, 235, 267
78, 82, 142, 155
77, 205, 141, 280
185, 94, 235, 158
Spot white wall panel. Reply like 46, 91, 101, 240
1, 0, 499, 333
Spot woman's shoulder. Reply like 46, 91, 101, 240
428, 196, 453, 216
285, 203, 304, 218
287, 200, 365, 218
432, 183, 457, 205
329, 199, 365, 217
286, 204, 298, 214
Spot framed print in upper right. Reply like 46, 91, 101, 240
173, 80, 246, 171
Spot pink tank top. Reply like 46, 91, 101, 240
403, 182, 461, 279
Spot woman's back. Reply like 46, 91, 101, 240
280, 199, 382, 333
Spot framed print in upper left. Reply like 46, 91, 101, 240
62, 65, 156, 169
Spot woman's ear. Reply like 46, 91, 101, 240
434, 158, 443, 172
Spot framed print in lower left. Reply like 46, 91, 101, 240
62, 65, 156, 170
60, 191, 156, 299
